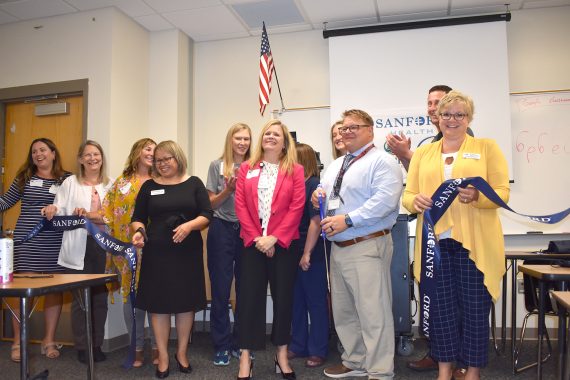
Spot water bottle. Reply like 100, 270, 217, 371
0, 235, 14, 283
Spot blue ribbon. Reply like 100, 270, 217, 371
420, 176, 570, 338
16, 216, 139, 369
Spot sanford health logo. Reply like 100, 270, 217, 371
373, 112, 439, 154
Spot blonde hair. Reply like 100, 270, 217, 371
296, 143, 319, 179
437, 90, 475, 123
220, 123, 252, 178
330, 120, 344, 159
152, 140, 188, 177
341, 109, 374, 126
123, 138, 157, 178
248, 119, 297, 174
77, 140, 109, 185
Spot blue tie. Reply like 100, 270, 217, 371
327, 154, 354, 216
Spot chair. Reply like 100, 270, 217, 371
513, 259, 559, 373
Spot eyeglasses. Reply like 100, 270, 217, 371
338, 124, 370, 134
439, 113, 468, 121
154, 156, 174, 165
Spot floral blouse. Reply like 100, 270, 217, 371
102, 174, 146, 303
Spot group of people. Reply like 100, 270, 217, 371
0, 86, 510, 380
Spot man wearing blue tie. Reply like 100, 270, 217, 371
313, 109, 403, 379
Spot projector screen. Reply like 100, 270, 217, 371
328, 21, 513, 180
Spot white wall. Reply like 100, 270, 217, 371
193, 29, 329, 181
149, 29, 192, 160
0, 8, 114, 156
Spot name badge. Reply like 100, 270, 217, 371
463, 153, 481, 160
120, 182, 132, 195
219, 161, 224, 174
30, 179, 43, 187
48, 185, 58, 194
328, 198, 340, 210
246, 169, 260, 179
151, 189, 165, 195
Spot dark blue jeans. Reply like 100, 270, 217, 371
207, 217, 242, 352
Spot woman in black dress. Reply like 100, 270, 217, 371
131, 140, 212, 378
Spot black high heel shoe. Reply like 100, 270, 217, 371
174, 353, 192, 374
155, 364, 169, 379
237, 361, 253, 380
274, 355, 296, 380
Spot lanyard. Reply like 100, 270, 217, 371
331, 144, 374, 198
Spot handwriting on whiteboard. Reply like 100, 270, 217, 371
515, 130, 570, 163
516, 94, 570, 112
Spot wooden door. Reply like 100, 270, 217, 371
2, 95, 83, 230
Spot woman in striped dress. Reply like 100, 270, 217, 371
0, 138, 70, 362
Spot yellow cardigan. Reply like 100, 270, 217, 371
402, 136, 510, 301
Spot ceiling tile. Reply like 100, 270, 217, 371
450, 4, 515, 15
0, 8, 18, 23
65, 0, 155, 17
143, 0, 221, 13
299, 0, 377, 24
380, 10, 449, 23
523, 0, 570, 8
316, 17, 378, 30
163, 5, 247, 39
0, 0, 76, 19
231, 0, 304, 28
190, 30, 250, 42
134, 13, 174, 31
377, 0, 448, 15
451, 0, 522, 10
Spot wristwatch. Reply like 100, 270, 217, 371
344, 214, 353, 228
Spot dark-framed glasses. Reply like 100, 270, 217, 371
154, 156, 174, 165
440, 113, 468, 121
338, 124, 370, 134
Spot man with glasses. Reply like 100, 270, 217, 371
387, 85, 474, 171
313, 109, 402, 379
387, 85, 469, 379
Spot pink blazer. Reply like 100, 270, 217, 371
235, 161, 305, 249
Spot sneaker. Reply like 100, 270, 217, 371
324, 363, 367, 378
231, 349, 255, 360
213, 350, 230, 366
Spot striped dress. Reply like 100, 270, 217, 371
0, 174, 70, 272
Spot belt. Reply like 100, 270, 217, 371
334, 229, 391, 248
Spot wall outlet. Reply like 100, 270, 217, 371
517, 278, 525, 294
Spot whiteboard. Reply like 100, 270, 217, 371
501, 91, 570, 235
328, 21, 513, 180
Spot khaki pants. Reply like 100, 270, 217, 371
331, 235, 394, 379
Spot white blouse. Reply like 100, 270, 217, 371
257, 161, 279, 236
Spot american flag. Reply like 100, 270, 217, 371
259, 22, 274, 116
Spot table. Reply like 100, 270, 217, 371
551, 291, 570, 380
518, 264, 570, 380
503, 251, 570, 374
0, 274, 117, 380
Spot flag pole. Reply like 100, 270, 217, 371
263, 21, 285, 112
272, 63, 285, 112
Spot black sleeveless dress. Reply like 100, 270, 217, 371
133, 176, 212, 314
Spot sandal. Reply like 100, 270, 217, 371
305, 355, 325, 368
152, 348, 159, 366
41, 342, 61, 359
11, 343, 21, 363
133, 349, 144, 368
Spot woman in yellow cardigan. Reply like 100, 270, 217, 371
402, 90, 509, 380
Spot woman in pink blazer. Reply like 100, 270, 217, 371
234, 120, 305, 380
